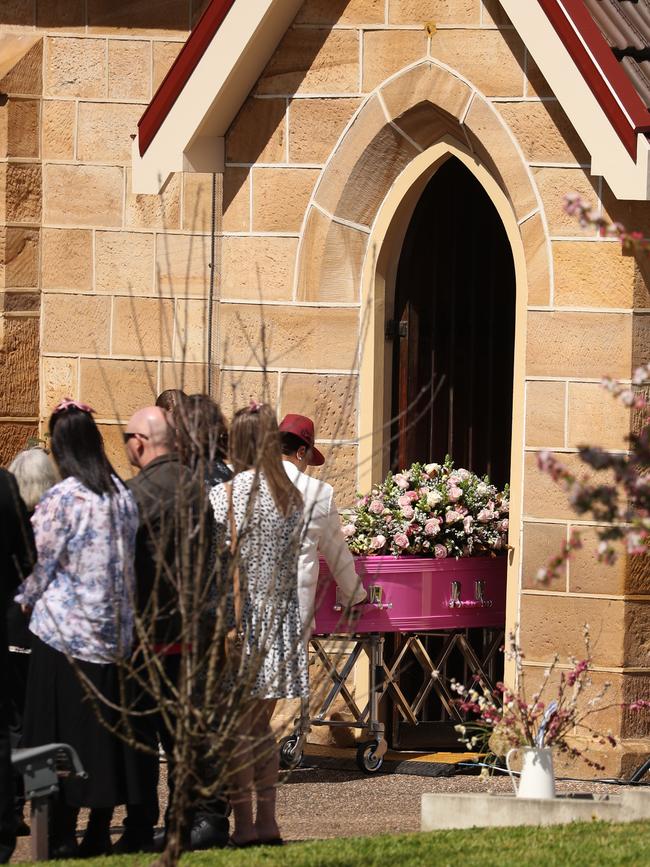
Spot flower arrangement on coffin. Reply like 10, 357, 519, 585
452, 627, 650, 773
340, 458, 509, 558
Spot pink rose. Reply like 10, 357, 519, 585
401, 505, 414, 519
434, 544, 448, 559
448, 485, 463, 502
394, 474, 409, 490
419, 486, 429, 496
445, 510, 462, 524
342, 524, 356, 538
424, 519, 440, 536
499, 519, 509, 532
397, 495, 411, 508
356, 496, 368, 507
370, 534, 386, 550
407, 490, 419, 502
477, 508, 495, 523
369, 499, 384, 514
394, 533, 409, 549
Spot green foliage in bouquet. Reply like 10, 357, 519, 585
341, 458, 509, 558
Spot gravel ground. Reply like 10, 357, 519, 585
11, 762, 623, 861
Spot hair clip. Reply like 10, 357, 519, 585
248, 399, 262, 414
53, 397, 96, 415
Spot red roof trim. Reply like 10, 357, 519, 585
137, 0, 237, 157
538, 0, 650, 159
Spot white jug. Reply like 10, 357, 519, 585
505, 746, 556, 799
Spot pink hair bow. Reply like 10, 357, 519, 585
53, 397, 96, 415
248, 399, 263, 414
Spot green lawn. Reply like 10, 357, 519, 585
36, 822, 650, 867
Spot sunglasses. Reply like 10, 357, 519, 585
123, 432, 150, 444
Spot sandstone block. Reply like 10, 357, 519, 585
633, 312, 650, 371
464, 96, 536, 222
218, 368, 279, 421
160, 360, 207, 395
112, 296, 174, 358
156, 233, 210, 297
525, 54, 554, 98
389, 0, 480, 25
567, 382, 631, 451
315, 96, 418, 227
182, 172, 213, 233
252, 168, 319, 233
525, 380, 565, 448
362, 30, 428, 92
43, 293, 111, 354
279, 373, 358, 438
221, 236, 298, 301
5, 163, 41, 224
430, 29, 525, 96
520, 213, 550, 306
0, 38, 42, 95
296, 0, 384, 24
311, 444, 358, 507
97, 423, 133, 479
257, 28, 360, 96
222, 167, 250, 233
125, 169, 180, 231
6, 98, 39, 159
108, 39, 151, 101
174, 298, 207, 363
481, 0, 511, 26
45, 36, 106, 98
77, 101, 143, 164
0, 317, 39, 416
218, 304, 359, 370
569, 525, 627, 596
296, 207, 367, 302
526, 310, 632, 379
523, 451, 614, 522
379, 62, 472, 149
37, 0, 85, 30
553, 240, 635, 308
79, 358, 158, 420
533, 167, 599, 236
520, 594, 628, 667
601, 179, 650, 242
152, 41, 184, 91
3, 227, 39, 288
0, 422, 38, 467
42, 99, 75, 160
521, 521, 567, 591
42, 228, 92, 291
87, 0, 188, 35
44, 164, 123, 228
1, 292, 39, 313
226, 97, 286, 164
289, 97, 362, 164
95, 230, 154, 295
42, 356, 77, 414
498, 100, 588, 165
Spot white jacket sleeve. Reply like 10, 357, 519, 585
319, 489, 367, 606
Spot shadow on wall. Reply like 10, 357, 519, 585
4, 0, 209, 30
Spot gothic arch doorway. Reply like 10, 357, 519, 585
390, 157, 516, 488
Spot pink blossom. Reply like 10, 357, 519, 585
448, 485, 463, 502
406, 490, 419, 502
394, 533, 409, 549
401, 505, 414, 519
356, 496, 368, 508
477, 508, 495, 523
419, 487, 429, 496
424, 518, 441, 536
393, 474, 409, 490
369, 499, 384, 515
397, 495, 411, 507
499, 519, 509, 532
342, 524, 356, 538
445, 510, 462, 524
434, 544, 448, 559
463, 516, 473, 534
370, 534, 386, 550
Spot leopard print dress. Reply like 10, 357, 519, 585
210, 469, 309, 700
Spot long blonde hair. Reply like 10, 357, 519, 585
229, 404, 302, 517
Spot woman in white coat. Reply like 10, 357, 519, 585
279, 414, 366, 637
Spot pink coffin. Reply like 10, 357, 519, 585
314, 555, 507, 634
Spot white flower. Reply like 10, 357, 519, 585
424, 463, 441, 475
427, 490, 443, 507
342, 524, 356, 538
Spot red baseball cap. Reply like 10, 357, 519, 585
279, 414, 325, 466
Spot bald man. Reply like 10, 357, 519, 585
118, 407, 228, 853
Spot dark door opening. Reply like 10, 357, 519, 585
390, 157, 516, 489
386, 157, 516, 750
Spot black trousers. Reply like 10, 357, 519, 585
0, 640, 16, 863
124, 654, 229, 840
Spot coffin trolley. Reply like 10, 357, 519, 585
279, 555, 507, 773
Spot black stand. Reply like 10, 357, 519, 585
628, 756, 650, 784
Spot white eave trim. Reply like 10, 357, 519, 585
500, 0, 650, 201
131, 0, 302, 194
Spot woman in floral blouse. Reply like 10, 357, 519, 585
15, 400, 141, 858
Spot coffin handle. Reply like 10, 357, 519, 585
474, 579, 493, 608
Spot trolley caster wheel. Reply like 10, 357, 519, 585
356, 740, 384, 774
279, 735, 303, 770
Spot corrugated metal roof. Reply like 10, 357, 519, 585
584, 0, 650, 108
